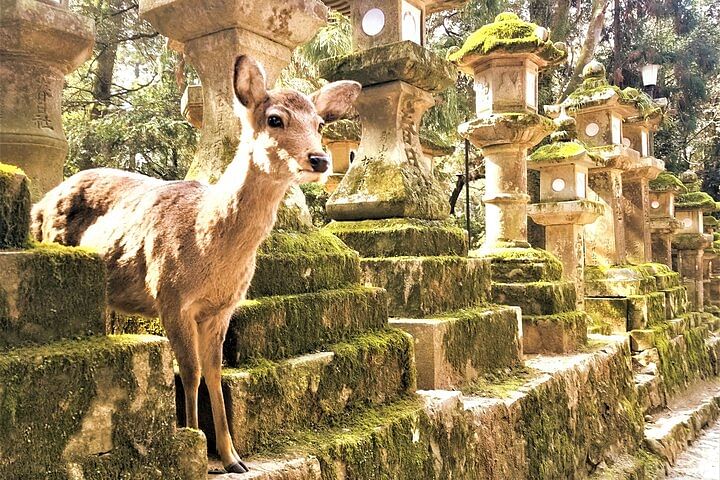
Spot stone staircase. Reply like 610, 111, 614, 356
0, 165, 206, 479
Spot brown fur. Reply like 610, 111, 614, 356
31, 55, 360, 472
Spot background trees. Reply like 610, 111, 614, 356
62, 0, 719, 197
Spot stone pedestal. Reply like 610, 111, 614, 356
586, 168, 628, 265
649, 172, 686, 267
623, 165, 662, 264
0, 0, 94, 199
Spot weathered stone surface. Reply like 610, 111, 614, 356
0, 245, 106, 349
585, 265, 657, 297
361, 256, 490, 317
0, 335, 204, 479
0, 0, 95, 198
586, 297, 628, 333
224, 286, 387, 365
249, 230, 361, 297
185, 329, 415, 457
522, 311, 587, 353
473, 247, 563, 282
324, 218, 467, 257
390, 305, 522, 389
207, 455, 321, 480
0, 164, 30, 249
634, 372, 666, 416
321, 41, 455, 92
492, 281, 576, 315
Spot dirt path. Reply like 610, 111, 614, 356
667, 418, 720, 480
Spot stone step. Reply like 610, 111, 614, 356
0, 244, 106, 349
324, 218, 468, 257
223, 286, 388, 365
635, 372, 667, 416
0, 163, 31, 249
249, 230, 361, 298
585, 265, 658, 297
492, 280, 577, 315
0, 334, 206, 479
588, 452, 664, 480
471, 246, 563, 283
644, 378, 720, 465
207, 455, 320, 480
184, 329, 415, 457
522, 310, 588, 354
361, 255, 491, 317
586, 291, 667, 334
389, 305, 523, 389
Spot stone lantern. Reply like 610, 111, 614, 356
546, 60, 643, 267
320, 119, 361, 193
0, 0, 95, 199
452, 12, 566, 249
672, 170, 717, 310
648, 171, 686, 267
528, 111, 603, 308
704, 215, 719, 309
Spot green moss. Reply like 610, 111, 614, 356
361, 256, 491, 317
529, 141, 586, 164
225, 286, 388, 365
0, 243, 107, 348
651, 321, 714, 395
440, 306, 522, 376
462, 365, 539, 397
672, 233, 710, 250
321, 41, 455, 93
675, 191, 718, 211
322, 119, 361, 142
649, 172, 686, 193
325, 218, 467, 257
475, 247, 563, 282
250, 229, 361, 297
448, 12, 565, 65
0, 335, 199, 479
705, 215, 719, 227
492, 281, 576, 315
0, 163, 31, 249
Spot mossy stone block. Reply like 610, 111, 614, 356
324, 218, 467, 258
650, 322, 714, 395
664, 286, 689, 319
183, 329, 416, 457
0, 335, 202, 479
320, 41, 455, 92
250, 229, 361, 297
361, 256, 491, 317
473, 247, 563, 282
0, 244, 106, 349
492, 281, 576, 315
390, 305, 522, 390
522, 311, 587, 354
0, 163, 30, 249
585, 297, 628, 334
224, 286, 388, 365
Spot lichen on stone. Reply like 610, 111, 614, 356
0, 162, 31, 250
649, 171, 686, 193
675, 191, 718, 211
448, 12, 566, 66
529, 141, 586, 164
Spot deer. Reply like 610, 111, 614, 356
31, 55, 361, 475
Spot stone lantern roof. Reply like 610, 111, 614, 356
649, 172, 687, 193
556, 61, 660, 119
447, 12, 566, 70
675, 191, 719, 212
529, 112, 599, 166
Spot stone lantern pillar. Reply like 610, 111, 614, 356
453, 13, 565, 249
703, 215, 719, 309
528, 111, 603, 309
139, 0, 327, 186
648, 172, 686, 267
0, 0, 95, 199
672, 170, 717, 310
622, 105, 665, 264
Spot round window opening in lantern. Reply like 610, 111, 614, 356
683, 218, 693, 228
585, 123, 600, 137
651, 200, 660, 209
362, 8, 385, 36
551, 178, 566, 192
622, 137, 631, 147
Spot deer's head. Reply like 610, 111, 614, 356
233, 55, 361, 184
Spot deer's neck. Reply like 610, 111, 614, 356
198, 142, 289, 258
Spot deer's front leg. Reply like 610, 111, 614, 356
198, 316, 248, 474
163, 310, 201, 429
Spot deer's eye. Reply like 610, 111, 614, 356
318, 122, 325, 134
267, 115, 284, 128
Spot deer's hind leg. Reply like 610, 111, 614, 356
198, 313, 248, 474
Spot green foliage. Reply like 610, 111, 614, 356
300, 182, 331, 227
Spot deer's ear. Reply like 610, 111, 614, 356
233, 55, 268, 109
311, 81, 361, 123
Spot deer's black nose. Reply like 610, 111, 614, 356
309, 154, 330, 173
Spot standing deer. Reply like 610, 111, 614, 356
31, 55, 361, 474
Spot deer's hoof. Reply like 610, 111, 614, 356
225, 461, 250, 474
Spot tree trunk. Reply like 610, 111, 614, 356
562, 0, 610, 97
